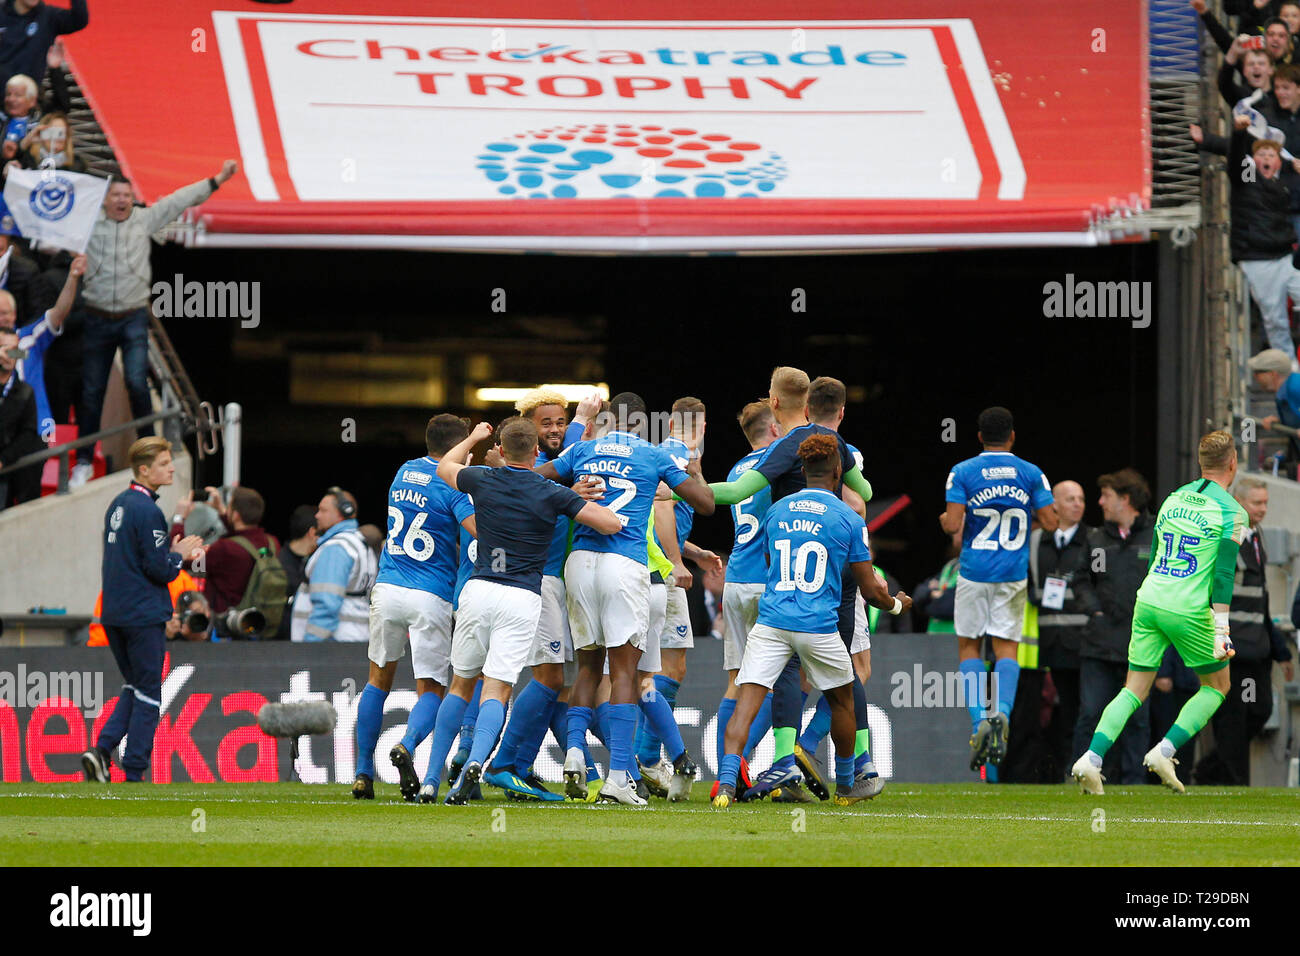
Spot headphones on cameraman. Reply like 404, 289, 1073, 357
327, 486, 356, 519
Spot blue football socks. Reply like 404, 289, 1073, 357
959, 658, 986, 732
566, 705, 594, 752
719, 752, 742, 789
457, 680, 482, 753
716, 696, 736, 767
637, 684, 685, 765
593, 701, 611, 747
799, 695, 832, 754
994, 658, 1020, 718
493, 681, 555, 771
606, 702, 638, 785
467, 698, 505, 768
423, 691, 469, 787
399, 690, 440, 755
835, 754, 855, 788
354, 683, 387, 779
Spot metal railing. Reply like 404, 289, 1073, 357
1140, 0, 1204, 233
0, 408, 187, 494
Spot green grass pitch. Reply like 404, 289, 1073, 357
2, 782, 1297, 866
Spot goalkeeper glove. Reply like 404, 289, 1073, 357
1213, 611, 1235, 661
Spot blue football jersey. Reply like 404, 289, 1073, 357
659, 436, 696, 543
538, 419, 586, 577
756, 488, 871, 633
945, 451, 1053, 583
376, 457, 474, 603
845, 442, 864, 475
724, 448, 772, 585
453, 530, 475, 610
551, 431, 691, 564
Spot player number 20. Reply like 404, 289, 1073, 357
774, 539, 829, 593
386, 506, 436, 562
971, 507, 1028, 551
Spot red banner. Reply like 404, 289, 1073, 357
65, 0, 1149, 251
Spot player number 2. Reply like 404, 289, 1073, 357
604, 476, 636, 527
971, 507, 1028, 551
386, 506, 436, 562
774, 538, 829, 593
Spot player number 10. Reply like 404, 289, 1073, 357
774, 538, 829, 593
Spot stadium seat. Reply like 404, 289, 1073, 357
39, 425, 106, 496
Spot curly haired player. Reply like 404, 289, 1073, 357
713, 434, 911, 809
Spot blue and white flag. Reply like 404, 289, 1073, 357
2, 168, 109, 253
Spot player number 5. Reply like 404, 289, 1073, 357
733, 498, 760, 544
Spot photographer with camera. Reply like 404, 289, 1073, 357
174, 485, 287, 640
168, 590, 213, 642
89, 568, 211, 644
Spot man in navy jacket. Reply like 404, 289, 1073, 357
81, 436, 203, 782
0, 0, 87, 86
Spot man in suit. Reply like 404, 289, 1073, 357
0, 323, 42, 507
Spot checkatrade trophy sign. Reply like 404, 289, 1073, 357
2, 167, 109, 253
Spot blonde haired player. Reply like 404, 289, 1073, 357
1072, 431, 1248, 794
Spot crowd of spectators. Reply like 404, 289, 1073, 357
0, 3, 251, 516
1186, 0, 1300, 475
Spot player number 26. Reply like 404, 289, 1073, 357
386, 506, 436, 562
971, 507, 1028, 551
